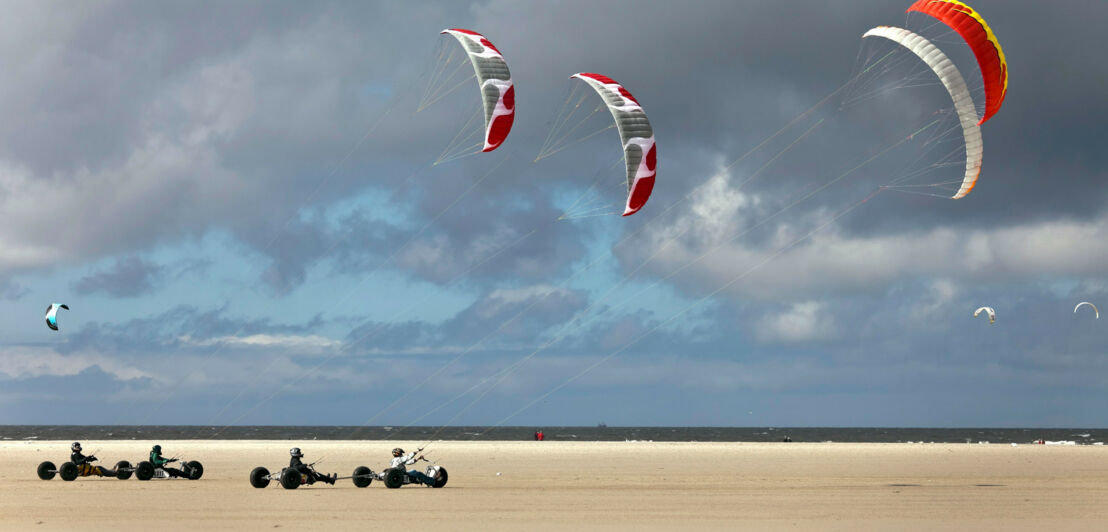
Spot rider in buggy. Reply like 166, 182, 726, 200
290, 447, 336, 485
150, 444, 187, 478
390, 447, 435, 486
70, 442, 117, 477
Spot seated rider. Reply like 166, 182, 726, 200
289, 447, 336, 485
390, 447, 435, 486
70, 442, 116, 477
150, 444, 186, 478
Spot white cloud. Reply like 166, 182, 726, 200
181, 333, 340, 351
0, 346, 150, 381
755, 301, 837, 343
631, 175, 1108, 302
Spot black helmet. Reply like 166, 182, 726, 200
152, 445, 161, 453
290, 447, 302, 457
71, 442, 82, 452
392, 447, 404, 457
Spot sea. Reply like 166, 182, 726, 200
1, 426, 1106, 444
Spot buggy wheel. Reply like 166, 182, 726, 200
37, 461, 56, 480
114, 461, 133, 480
249, 466, 270, 488
432, 467, 448, 488
59, 462, 79, 481
280, 468, 302, 490
135, 461, 155, 481
186, 461, 203, 480
352, 466, 372, 488
384, 468, 405, 489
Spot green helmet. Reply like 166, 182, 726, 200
152, 445, 161, 453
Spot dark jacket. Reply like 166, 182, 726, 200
71, 451, 94, 465
290, 456, 310, 473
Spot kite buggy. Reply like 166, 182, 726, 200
369, 447, 448, 489
37, 442, 133, 481
250, 447, 372, 489
132, 445, 203, 480
368, 463, 448, 489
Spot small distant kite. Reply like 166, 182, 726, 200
1074, 301, 1099, 319
45, 303, 69, 331
973, 306, 995, 325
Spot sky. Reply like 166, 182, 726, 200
1, 0, 1106, 428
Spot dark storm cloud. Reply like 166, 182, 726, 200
71, 256, 211, 298
56, 304, 326, 354
342, 320, 438, 354
0, 277, 28, 301
233, 178, 585, 293
439, 284, 590, 345
386, 191, 587, 286
234, 214, 342, 295
72, 256, 165, 298
342, 283, 589, 353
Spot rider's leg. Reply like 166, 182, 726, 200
407, 469, 435, 486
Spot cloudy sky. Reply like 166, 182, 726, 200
1, 0, 1105, 428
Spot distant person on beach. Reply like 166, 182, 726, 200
534, 431, 539, 441
150, 444, 186, 478
289, 447, 336, 485
391, 447, 435, 486
537, 430, 544, 441
69, 441, 116, 477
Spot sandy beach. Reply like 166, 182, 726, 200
2, 440, 1107, 531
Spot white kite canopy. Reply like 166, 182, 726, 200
973, 306, 996, 324
439, 29, 515, 152
862, 26, 983, 199
569, 73, 656, 216
1074, 301, 1099, 319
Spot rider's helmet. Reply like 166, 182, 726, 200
71, 442, 82, 452
392, 447, 404, 457
152, 445, 161, 453
290, 447, 303, 457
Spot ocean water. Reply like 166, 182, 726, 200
1, 426, 1105, 444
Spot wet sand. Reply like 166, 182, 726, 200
2, 440, 1106, 531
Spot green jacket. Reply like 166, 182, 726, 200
150, 450, 172, 467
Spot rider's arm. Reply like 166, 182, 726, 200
71, 452, 89, 464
